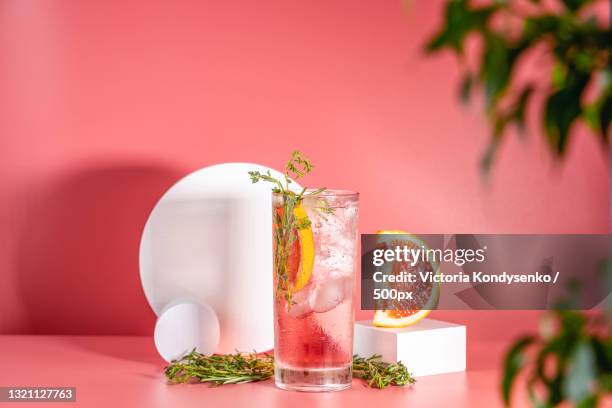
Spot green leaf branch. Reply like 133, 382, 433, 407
502, 310, 611, 407
426, 0, 611, 173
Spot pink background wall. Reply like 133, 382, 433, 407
1, 0, 608, 337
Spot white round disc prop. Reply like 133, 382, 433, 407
154, 300, 220, 362
140, 163, 298, 353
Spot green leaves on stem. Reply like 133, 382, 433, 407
502, 310, 611, 407
425, 0, 611, 173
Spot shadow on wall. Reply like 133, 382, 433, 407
16, 163, 184, 335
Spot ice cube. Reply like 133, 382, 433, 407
310, 276, 351, 313
287, 301, 312, 318
287, 285, 313, 318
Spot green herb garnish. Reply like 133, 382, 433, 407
352, 354, 416, 389
165, 351, 416, 390
165, 350, 274, 386
248, 150, 328, 305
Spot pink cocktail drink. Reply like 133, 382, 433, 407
272, 190, 358, 392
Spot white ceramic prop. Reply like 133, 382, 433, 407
140, 163, 298, 354
154, 300, 220, 362
354, 319, 466, 377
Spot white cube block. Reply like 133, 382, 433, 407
354, 319, 466, 377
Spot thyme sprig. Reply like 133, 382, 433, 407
165, 351, 416, 390
165, 350, 274, 386
248, 151, 327, 305
248, 150, 315, 195
352, 354, 416, 389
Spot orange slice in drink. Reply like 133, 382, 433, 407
290, 205, 314, 293
372, 230, 440, 328
275, 204, 314, 294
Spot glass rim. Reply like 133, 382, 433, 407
272, 188, 359, 198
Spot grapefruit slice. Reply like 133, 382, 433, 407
290, 205, 314, 293
372, 230, 440, 328
275, 204, 314, 294
373, 309, 434, 328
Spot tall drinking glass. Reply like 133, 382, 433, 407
272, 189, 359, 392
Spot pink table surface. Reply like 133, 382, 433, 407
0, 335, 525, 407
